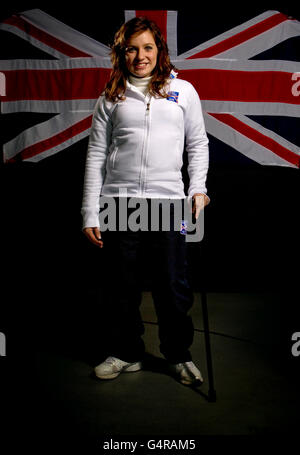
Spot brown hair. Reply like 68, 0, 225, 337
104, 17, 176, 102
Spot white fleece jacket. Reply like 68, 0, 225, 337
81, 72, 209, 229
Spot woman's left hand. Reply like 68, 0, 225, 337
192, 193, 210, 219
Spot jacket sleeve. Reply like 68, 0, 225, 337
184, 83, 209, 199
81, 96, 113, 229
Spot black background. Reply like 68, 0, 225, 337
0, 1, 299, 451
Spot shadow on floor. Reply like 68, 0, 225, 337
2, 291, 299, 454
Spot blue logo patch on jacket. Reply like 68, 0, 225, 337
167, 91, 179, 103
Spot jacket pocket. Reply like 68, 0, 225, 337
176, 140, 183, 170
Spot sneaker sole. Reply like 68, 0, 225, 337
95, 371, 121, 380
180, 377, 204, 387
94, 362, 142, 380
169, 365, 204, 387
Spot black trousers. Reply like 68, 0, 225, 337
100, 198, 194, 364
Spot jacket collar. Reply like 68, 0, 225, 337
125, 69, 178, 99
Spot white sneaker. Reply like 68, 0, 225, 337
169, 361, 204, 386
94, 356, 142, 380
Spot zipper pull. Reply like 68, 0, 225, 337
146, 102, 150, 111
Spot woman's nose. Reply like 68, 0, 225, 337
136, 48, 145, 60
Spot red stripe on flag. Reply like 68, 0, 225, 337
135, 10, 168, 41
9, 115, 93, 162
2, 68, 299, 105
3, 15, 91, 58
2, 68, 111, 101
187, 12, 289, 58
179, 69, 300, 105
210, 113, 300, 167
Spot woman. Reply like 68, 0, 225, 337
81, 16, 210, 386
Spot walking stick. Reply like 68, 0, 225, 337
201, 287, 217, 402
189, 206, 216, 402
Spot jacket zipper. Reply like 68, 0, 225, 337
111, 146, 118, 168
140, 96, 151, 195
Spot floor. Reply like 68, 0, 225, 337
2, 291, 299, 453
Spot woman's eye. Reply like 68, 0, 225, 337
145, 46, 153, 51
126, 47, 136, 53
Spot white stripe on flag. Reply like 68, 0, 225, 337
20, 9, 110, 57
204, 112, 299, 168
216, 19, 300, 59
3, 111, 92, 162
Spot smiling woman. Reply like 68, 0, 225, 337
124, 30, 158, 78
81, 16, 210, 387
103, 16, 175, 101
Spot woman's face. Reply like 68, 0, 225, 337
125, 29, 158, 78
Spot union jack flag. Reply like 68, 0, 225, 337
0, 8, 300, 167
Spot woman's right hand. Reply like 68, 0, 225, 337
83, 227, 103, 248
